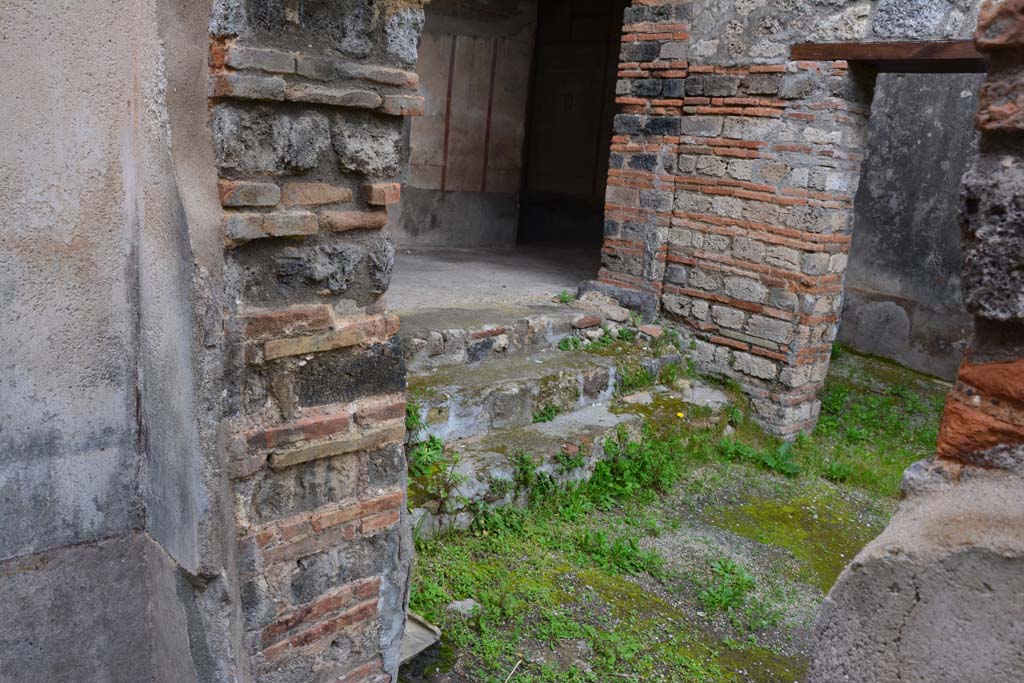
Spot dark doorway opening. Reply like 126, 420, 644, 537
518, 0, 628, 247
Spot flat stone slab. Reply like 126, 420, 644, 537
409, 350, 679, 443
680, 383, 731, 410
400, 613, 442, 665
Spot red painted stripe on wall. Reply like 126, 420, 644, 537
481, 39, 500, 193
440, 36, 457, 192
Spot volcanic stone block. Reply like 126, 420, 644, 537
332, 113, 404, 177
385, 6, 425, 65
295, 340, 406, 408
961, 150, 1024, 322
212, 105, 330, 174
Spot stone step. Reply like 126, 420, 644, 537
407, 347, 685, 445
396, 295, 637, 373
410, 403, 645, 539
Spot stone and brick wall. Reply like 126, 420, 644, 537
209, 2, 427, 681
592, 0, 980, 436
937, 0, 1024, 473
809, 4, 1024, 678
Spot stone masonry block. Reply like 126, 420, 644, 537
285, 84, 383, 109
321, 211, 389, 233
745, 315, 793, 344
976, 64, 1024, 132
961, 151, 1024, 321
802, 252, 831, 275
977, 0, 1024, 49
734, 350, 779, 380
723, 276, 768, 304
224, 211, 318, 247
226, 45, 296, 74
712, 305, 746, 329
385, 6, 426, 65
280, 183, 354, 207
212, 105, 330, 174
219, 180, 281, 208
210, 72, 287, 101
332, 113, 404, 177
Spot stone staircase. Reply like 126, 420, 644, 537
398, 294, 730, 538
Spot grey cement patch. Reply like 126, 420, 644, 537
389, 246, 600, 312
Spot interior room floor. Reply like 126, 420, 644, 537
388, 245, 601, 314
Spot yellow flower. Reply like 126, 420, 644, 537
676, 412, 686, 419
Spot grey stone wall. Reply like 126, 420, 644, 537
840, 72, 982, 380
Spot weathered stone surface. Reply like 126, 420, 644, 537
226, 45, 296, 74
384, 6, 425, 65
446, 599, 481, 618
219, 180, 282, 208
249, 454, 363, 522
295, 340, 406, 408
212, 105, 330, 174
280, 182, 353, 207
285, 84, 383, 109
977, 0, 1024, 48
961, 150, 1024, 321
210, 0, 246, 37
332, 113, 404, 177
249, 0, 374, 58
809, 467, 1024, 683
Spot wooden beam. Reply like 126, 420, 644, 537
791, 40, 986, 74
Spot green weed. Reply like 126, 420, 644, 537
408, 435, 445, 478
698, 558, 755, 612
533, 403, 561, 424
617, 365, 655, 394
558, 336, 583, 352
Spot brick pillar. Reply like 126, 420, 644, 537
209, 2, 427, 682
595, 0, 871, 436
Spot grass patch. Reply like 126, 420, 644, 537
404, 347, 946, 681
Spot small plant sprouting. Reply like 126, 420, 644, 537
405, 394, 426, 436
558, 336, 583, 352
408, 435, 445, 478
658, 362, 681, 386
555, 445, 586, 474
558, 290, 574, 304
617, 365, 655, 395
824, 461, 855, 483
618, 327, 637, 343
717, 438, 802, 477
724, 403, 744, 427
533, 403, 561, 424
698, 558, 756, 612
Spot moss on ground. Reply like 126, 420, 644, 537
402, 347, 947, 682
